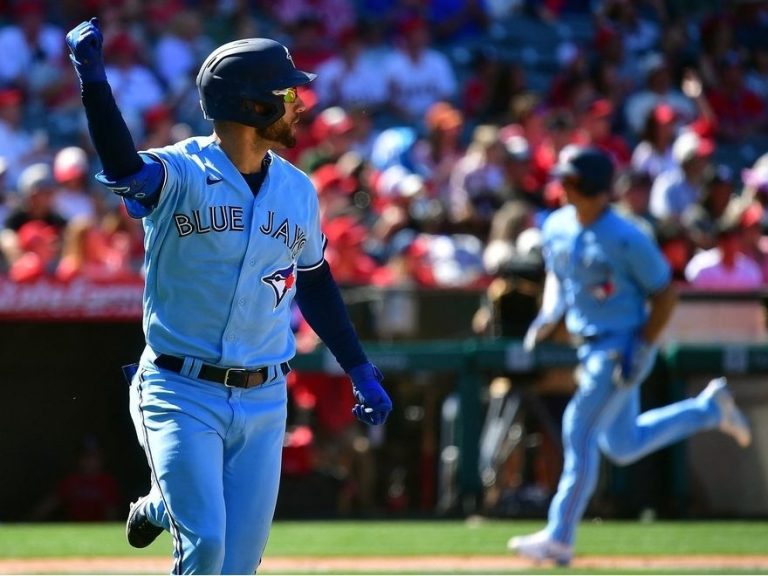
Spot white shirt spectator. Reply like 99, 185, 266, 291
313, 52, 388, 110
649, 167, 700, 220
625, 90, 696, 136
105, 65, 165, 140
685, 248, 763, 290
383, 48, 457, 122
154, 12, 212, 97
0, 22, 64, 88
630, 141, 677, 179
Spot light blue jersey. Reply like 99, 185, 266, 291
138, 135, 325, 368
538, 204, 721, 549
541, 205, 670, 338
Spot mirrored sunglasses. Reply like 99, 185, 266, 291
272, 87, 297, 103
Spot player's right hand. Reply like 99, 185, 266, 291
65, 17, 107, 84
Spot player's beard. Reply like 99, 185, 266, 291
257, 117, 296, 149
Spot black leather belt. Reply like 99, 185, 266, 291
154, 354, 289, 389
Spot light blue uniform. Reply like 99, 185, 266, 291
541, 205, 720, 545
128, 135, 325, 573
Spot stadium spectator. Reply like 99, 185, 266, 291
270, 0, 356, 46
153, 9, 212, 99
649, 130, 714, 221
300, 106, 356, 173
7, 219, 60, 283
630, 103, 678, 178
429, 0, 489, 45
529, 111, 577, 191
576, 98, 630, 167
54, 213, 142, 283
613, 169, 656, 238
103, 31, 165, 142
51, 146, 97, 222
684, 211, 763, 290
312, 26, 388, 115
409, 101, 466, 208
624, 53, 696, 137
1, 162, 66, 268
0, 87, 42, 186
0, 0, 66, 101
382, 17, 458, 124
705, 51, 767, 142
447, 124, 511, 239
738, 200, 768, 283
28, 437, 120, 522
681, 164, 736, 251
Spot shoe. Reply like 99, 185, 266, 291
702, 377, 752, 448
507, 530, 572, 566
126, 494, 163, 548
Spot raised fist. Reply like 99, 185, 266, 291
65, 18, 106, 84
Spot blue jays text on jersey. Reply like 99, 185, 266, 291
136, 134, 325, 369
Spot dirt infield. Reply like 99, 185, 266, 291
2, 555, 768, 573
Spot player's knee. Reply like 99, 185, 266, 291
598, 434, 637, 466
191, 532, 226, 569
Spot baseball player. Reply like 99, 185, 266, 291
508, 147, 751, 566
66, 18, 392, 574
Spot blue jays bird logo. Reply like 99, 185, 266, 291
262, 262, 297, 309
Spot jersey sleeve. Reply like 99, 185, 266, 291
138, 147, 187, 220
296, 181, 327, 271
625, 227, 672, 295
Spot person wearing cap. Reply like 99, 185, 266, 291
630, 102, 678, 178
649, 130, 715, 221
1, 162, 67, 268
613, 168, 655, 238
447, 124, 510, 240
706, 50, 766, 142
298, 106, 356, 173
681, 164, 736, 251
684, 205, 763, 290
738, 200, 768, 283
508, 145, 752, 566
52, 146, 97, 222
624, 52, 697, 136
577, 98, 631, 167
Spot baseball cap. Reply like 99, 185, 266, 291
17, 163, 54, 196
311, 107, 354, 140
311, 164, 356, 196
503, 135, 530, 161
652, 103, 676, 125
53, 146, 88, 183
672, 131, 715, 165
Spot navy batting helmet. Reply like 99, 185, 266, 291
553, 146, 615, 197
196, 38, 317, 128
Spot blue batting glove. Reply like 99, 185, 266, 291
614, 338, 658, 388
348, 362, 392, 426
65, 17, 107, 84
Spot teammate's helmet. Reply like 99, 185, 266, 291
553, 146, 615, 197
196, 38, 316, 128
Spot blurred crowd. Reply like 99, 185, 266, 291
5, 0, 768, 518
0, 0, 767, 295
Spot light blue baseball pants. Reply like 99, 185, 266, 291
128, 360, 288, 574
546, 334, 720, 545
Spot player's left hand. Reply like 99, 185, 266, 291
614, 338, 658, 388
348, 362, 392, 425
65, 17, 107, 84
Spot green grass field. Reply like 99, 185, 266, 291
2, 519, 767, 574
